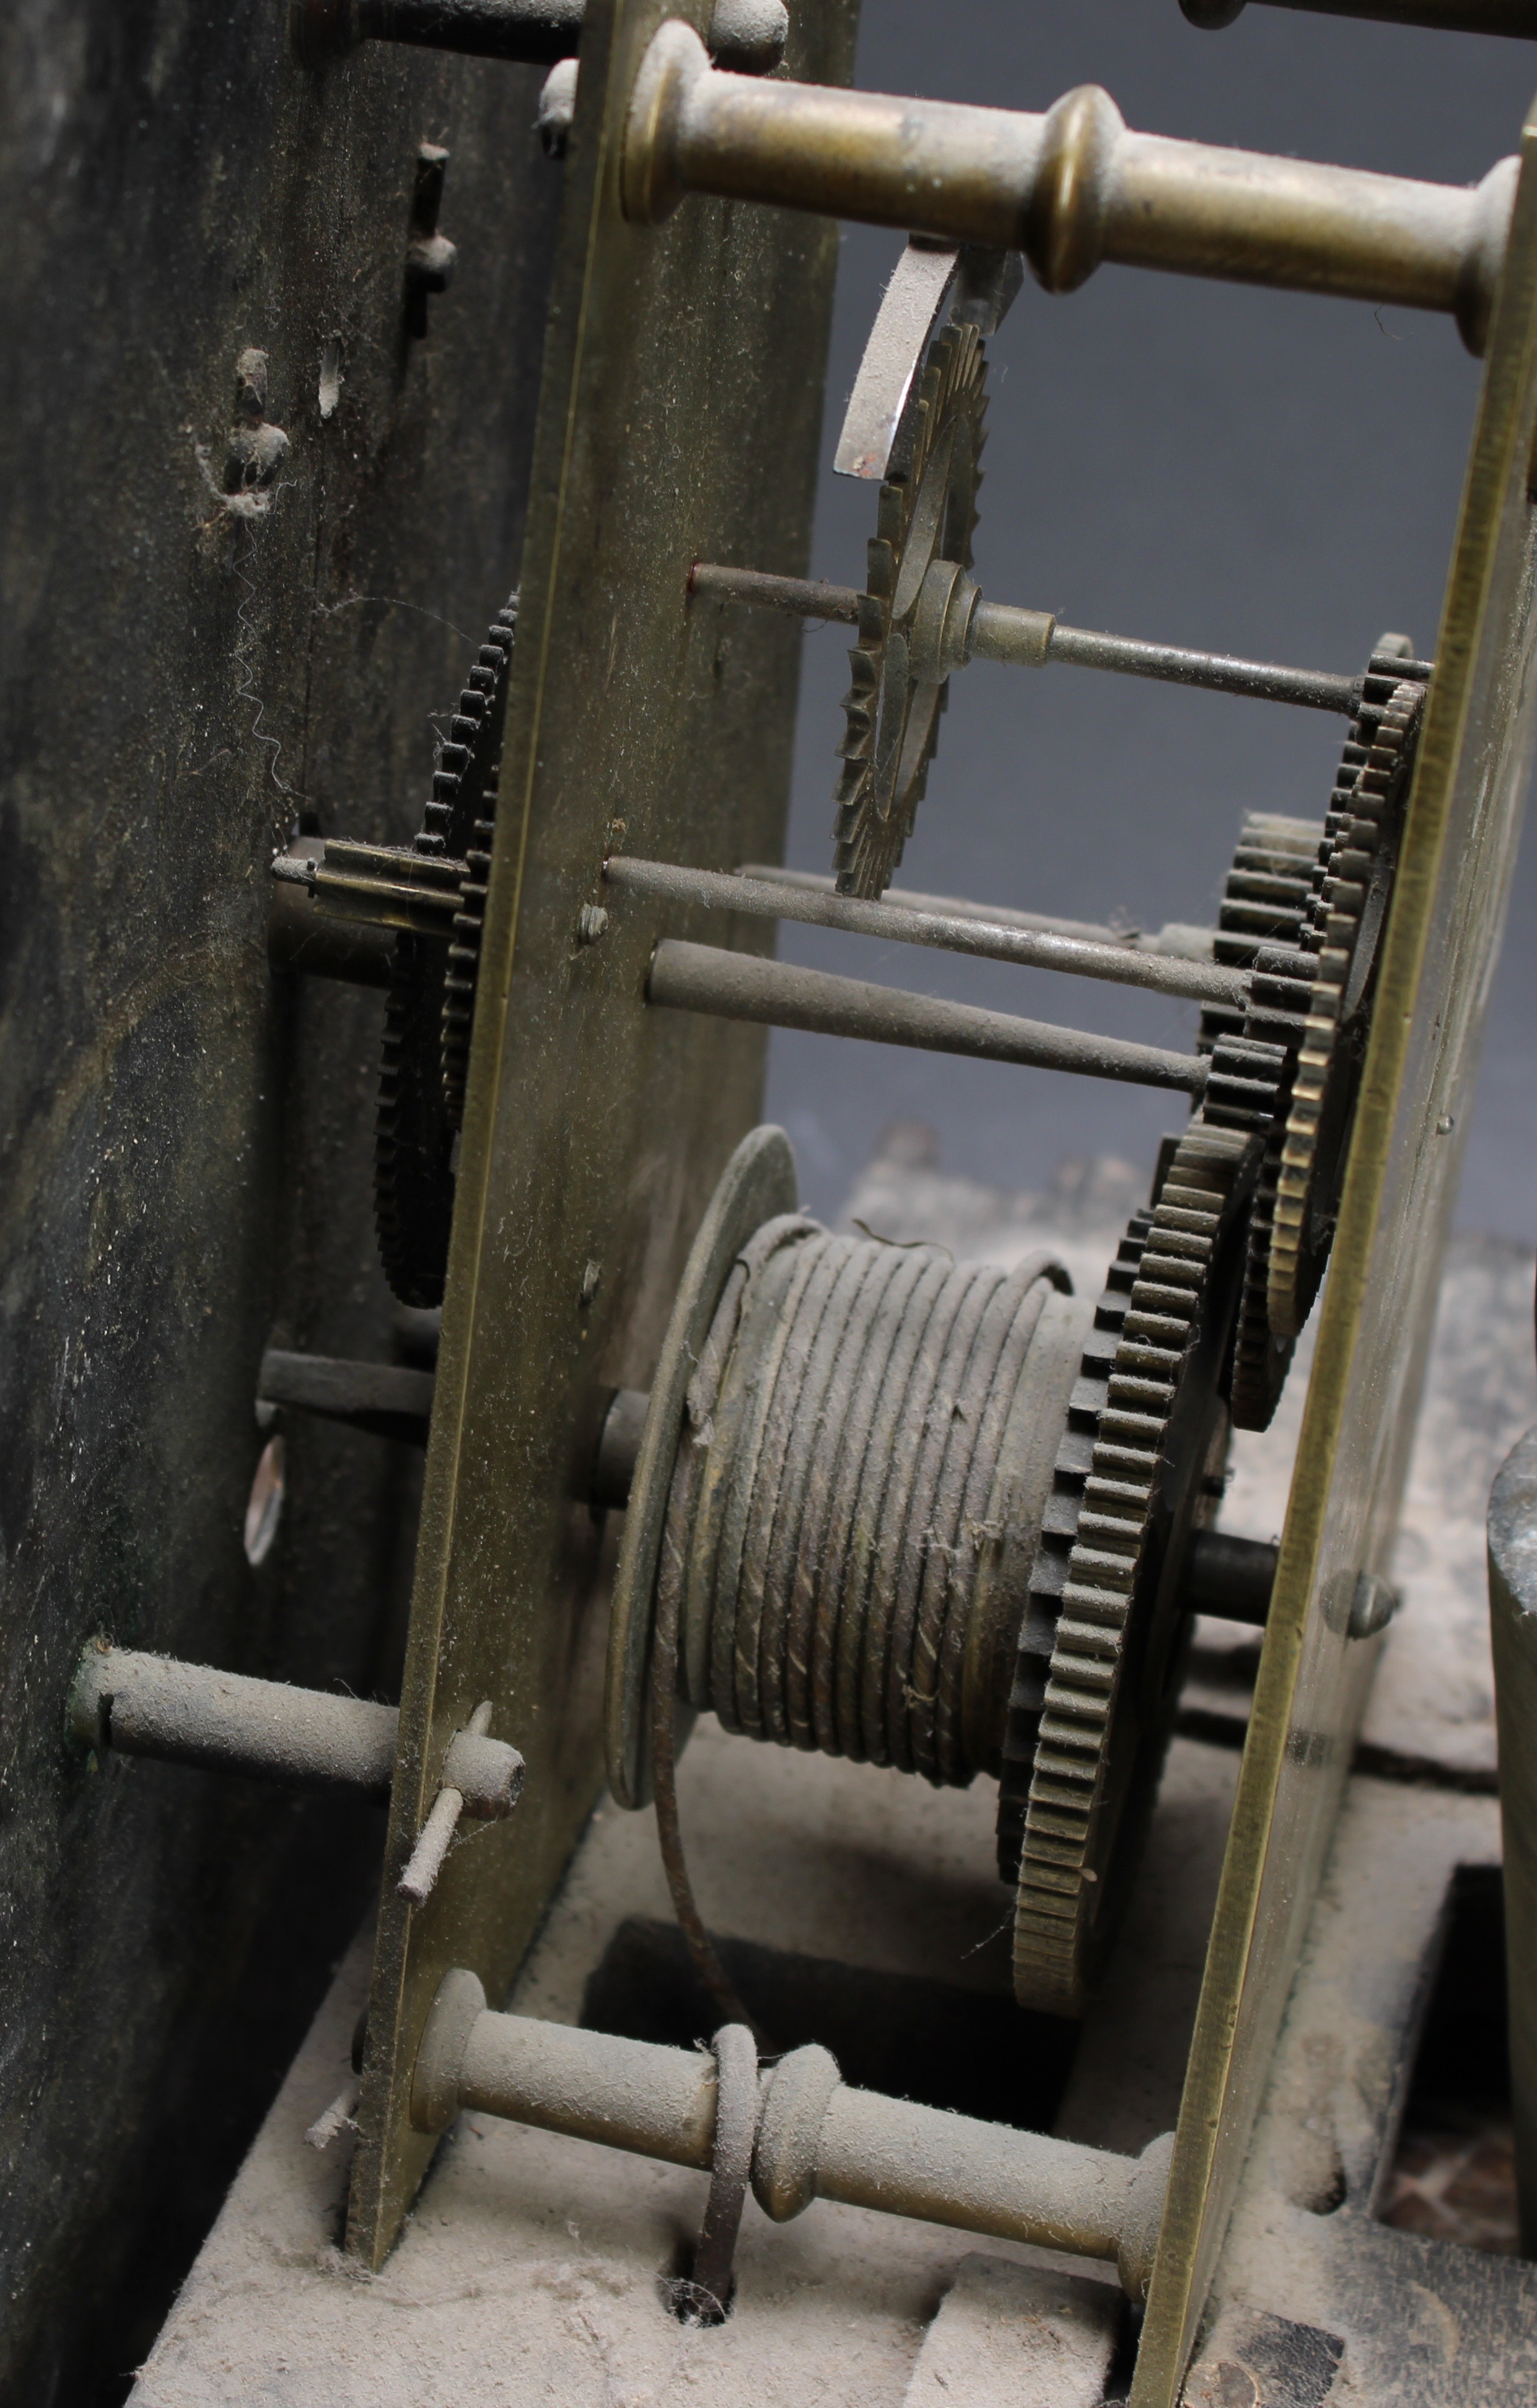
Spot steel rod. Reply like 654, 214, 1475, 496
607, 855, 1245, 1007
976, 602, 1360, 713
1181, 1530, 1278, 1627
624, 29, 1515, 349
693, 562, 1364, 715
690, 561, 859, 622
738, 864, 1211, 955
647, 939, 1207, 1093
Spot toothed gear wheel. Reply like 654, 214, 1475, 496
442, 595, 517, 1131
375, 595, 517, 1308
1196, 810, 1326, 1052
999, 1118, 1258, 2015
1216, 950, 1321, 1430
1194, 812, 1326, 1431
1268, 673, 1428, 1343
831, 320, 987, 900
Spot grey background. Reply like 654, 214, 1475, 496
763, 0, 1537, 1240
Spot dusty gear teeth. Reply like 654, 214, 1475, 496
440, 817, 497, 1136
440, 595, 518, 1135
1224, 945, 1319, 1430
1186, 811, 1322, 1429
1196, 810, 1326, 1051
1192, 649, 1431, 1423
831, 321, 987, 901
375, 595, 517, 1309
999, 1119, 1258, 2015
1268, 675, 1427, 1344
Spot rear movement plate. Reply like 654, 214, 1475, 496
346, 0, 859, 2266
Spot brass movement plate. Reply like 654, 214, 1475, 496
346, 0, 859, 2265
1132, 93, 1537, 2408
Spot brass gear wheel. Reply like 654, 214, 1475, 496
1000, 1116, 1258, 2015
1217, 948, 1318, 1432
441, 593, 517, 1132
375, 595, 517, 1309
1198, 810, 1325, 1049
831, 320, 987, 900
1196, 812, 1326, 1432
1268, 675, 1427, 1342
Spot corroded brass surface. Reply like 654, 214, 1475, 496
345, 0, 858, 2267
1131, 89, 1537, 2408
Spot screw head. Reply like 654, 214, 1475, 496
1349, 1570, 1400, 1640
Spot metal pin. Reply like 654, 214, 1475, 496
398, 1701, 497, 1908
405, 145, 457, 343
305, 2079, 361, 2153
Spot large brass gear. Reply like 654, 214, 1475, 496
1268, 675, 1427, 1341
831, 319, 987, 900
1001, 1117, 1257, 2016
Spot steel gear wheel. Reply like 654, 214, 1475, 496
1268, 673, 1427, 1342
998, 1116, 1258, 2015
831, 320, 987, 900
375, 595, 517, 1309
